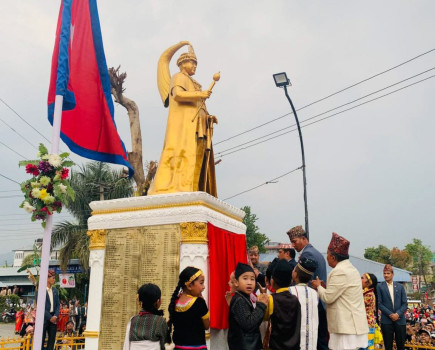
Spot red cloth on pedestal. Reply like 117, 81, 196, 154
208, 222, 247, 329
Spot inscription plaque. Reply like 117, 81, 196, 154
98, 225, 180, 350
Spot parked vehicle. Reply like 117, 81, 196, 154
2, 307, 16, 323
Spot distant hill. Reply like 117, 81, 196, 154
0, 251, 14, 267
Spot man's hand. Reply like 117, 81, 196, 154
389, 313, 399, 321
49, 315, 57, 324
311, 276, 323, 290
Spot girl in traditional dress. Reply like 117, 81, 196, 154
123, 283, 168, 350
361, 272, 378, 350
168, 266, 210, 349
14, 307, 24, 334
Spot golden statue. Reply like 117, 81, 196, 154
149, 41, 219, 197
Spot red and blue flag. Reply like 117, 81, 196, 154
47, 0, 134, 176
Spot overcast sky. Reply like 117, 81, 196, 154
0, 1, 434, 261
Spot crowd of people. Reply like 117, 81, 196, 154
5, 269, 87, 350
12, 298, 87, 336
0, 285, 25, 297
6, 226, 434, 350
122, 225, 435, 350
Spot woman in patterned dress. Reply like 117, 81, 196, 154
361, 273, 378, 350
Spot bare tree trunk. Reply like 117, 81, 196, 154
108, 66, 146, 194
144, 161, 157, 196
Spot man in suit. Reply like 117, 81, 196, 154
312, 232, 369, 350
43, 269, 60, 350
377, 264, 408, 350
277, 245, 298, 275
287, 225, 328, 350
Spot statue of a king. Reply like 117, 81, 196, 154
149, 41, 218, 197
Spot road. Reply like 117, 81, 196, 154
0, 322, 16, 339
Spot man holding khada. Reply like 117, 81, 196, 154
312, 232, 368, 350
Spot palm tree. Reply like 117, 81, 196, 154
51, 162, 133, 271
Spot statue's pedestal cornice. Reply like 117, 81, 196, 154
88, 191, 245, 234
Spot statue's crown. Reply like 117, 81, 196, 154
177, 45, 197, 66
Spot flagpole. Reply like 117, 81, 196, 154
33, 94, 63, 350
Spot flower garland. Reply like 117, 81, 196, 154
19, 144, 75, 228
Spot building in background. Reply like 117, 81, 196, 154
12, 238, 60, 267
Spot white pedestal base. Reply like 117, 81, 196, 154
84, 192, 245, 350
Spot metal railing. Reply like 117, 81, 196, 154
405, 341, 435, 350
0, 335, 86, 349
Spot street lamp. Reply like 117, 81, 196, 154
273, 72, 309, 239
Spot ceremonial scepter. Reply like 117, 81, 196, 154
191, 72, 220, 122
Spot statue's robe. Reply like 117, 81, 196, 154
149, 72, 217, 196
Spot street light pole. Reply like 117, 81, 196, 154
273, 72, 309, 239
282, 85, 309, 239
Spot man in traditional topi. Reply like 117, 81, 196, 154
312, 232, 368, 350
248, 246, 268, 275
43, 269, 60, 350
287, 225, 328, 350
377, 264, 408, 350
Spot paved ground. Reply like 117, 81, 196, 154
0, 322, 16, 339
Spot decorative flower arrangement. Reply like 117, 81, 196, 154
19, 144, 75, 228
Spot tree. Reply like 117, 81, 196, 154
109, 66, 158, 195
405, 238, 433, 290
364, 245, 391, 264
241, 206, 270, 253
390, 247, 412, 269
18, 243, 41, 274
51, 162, 133, 271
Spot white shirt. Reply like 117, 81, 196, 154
290, 284, 319, 350
47, 287, 54, 312
387, 281, 394, 308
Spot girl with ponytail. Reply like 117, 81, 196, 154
123, 283, 168, 350
168, 266, 210, 349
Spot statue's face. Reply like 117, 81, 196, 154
182, 60, 197, 76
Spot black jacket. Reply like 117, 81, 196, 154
228, 292, 266, 350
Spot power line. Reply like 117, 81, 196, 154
0, 172, 21, 185
0, 116, 38, 150
0, 97, 82, 165
0, 139, 31, 159
1, 222, 47, 227
0, 97, 51, 143
216, 67, 435, 155
223, 166, 302, 201
217, 73, 435, 158
215, 47, 435, 145
0, 190, 21, 193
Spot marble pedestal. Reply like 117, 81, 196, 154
83, 192, 245, 350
